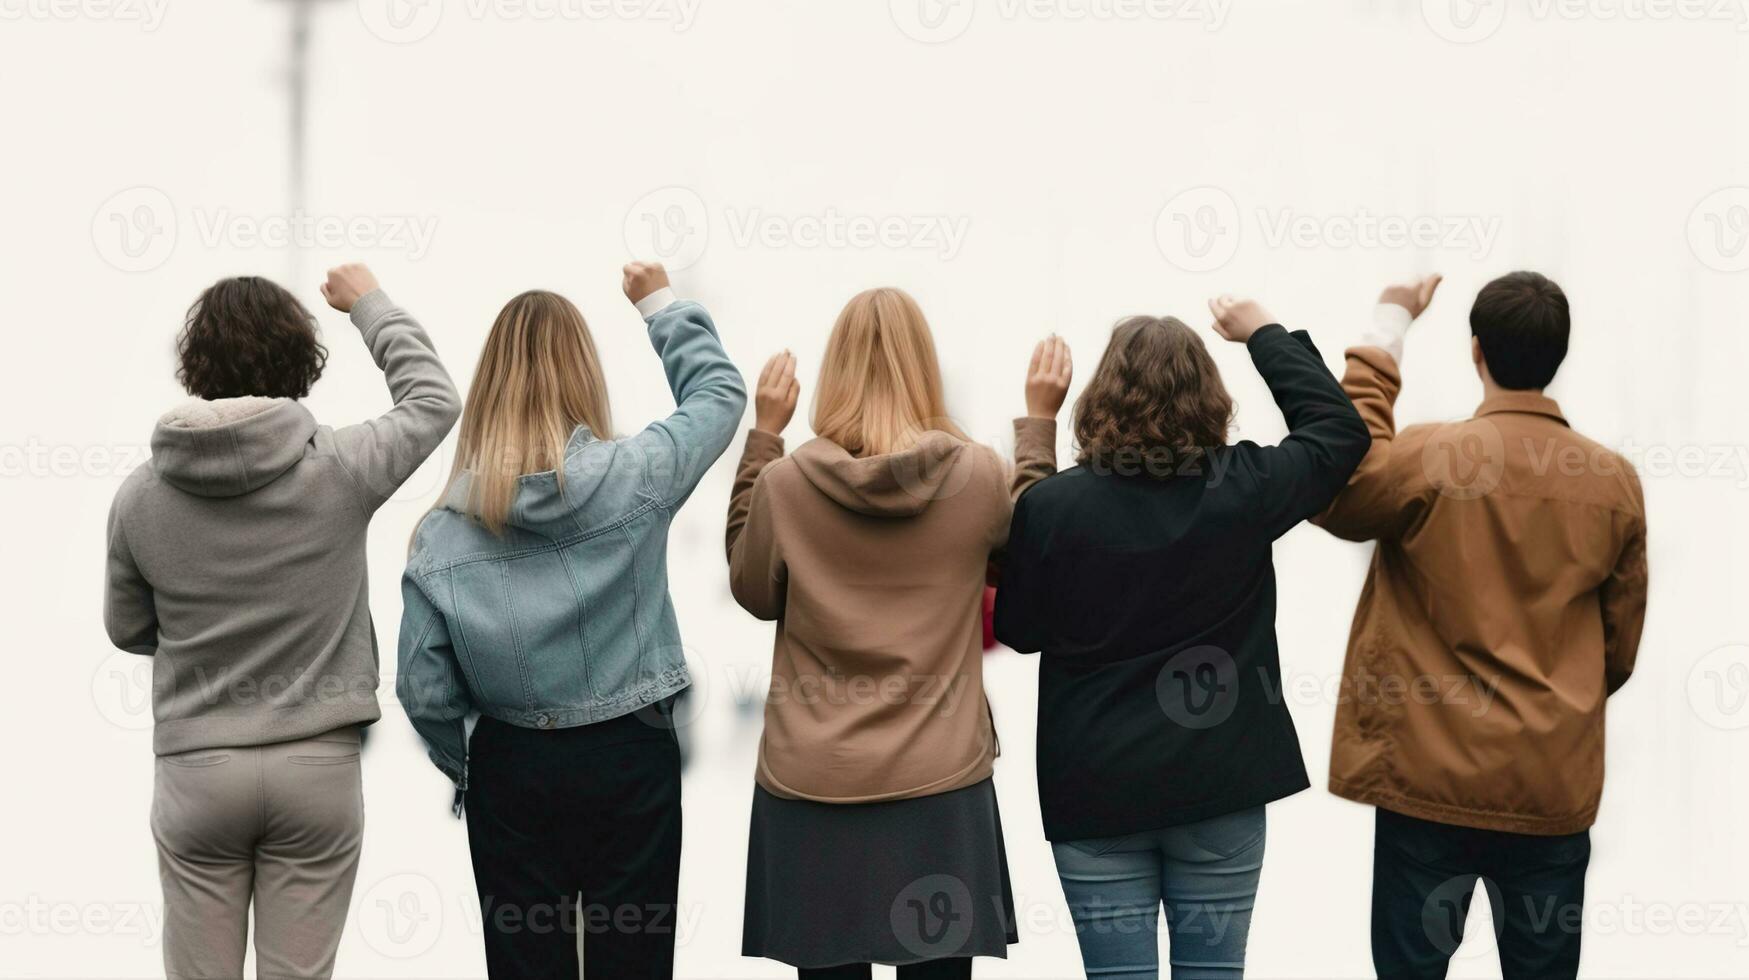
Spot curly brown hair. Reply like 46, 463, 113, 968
176, 276, 328, 400
1073, 315, 1235, 476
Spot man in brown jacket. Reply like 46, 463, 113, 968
1316, 272, 1649, 980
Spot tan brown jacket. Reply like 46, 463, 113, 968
1317, 347, 1649, 835
726, 428, 1019, 803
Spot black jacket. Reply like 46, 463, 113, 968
995, 324, 1370, 841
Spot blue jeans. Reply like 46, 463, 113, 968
1051, 807, 1266, 980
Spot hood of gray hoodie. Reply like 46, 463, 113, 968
151, 397, 318, 498
789, 430, 974, 518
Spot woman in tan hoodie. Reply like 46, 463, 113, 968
725, 288, 1059, 979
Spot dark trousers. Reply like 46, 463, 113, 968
1372, 808, 1591, 980
799, 960, 971, 980
465, 710, 682, 979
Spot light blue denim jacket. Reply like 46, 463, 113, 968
397, 291, 746, 788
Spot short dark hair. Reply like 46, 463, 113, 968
1470, 271, 1570, 391
176, 276, 328, 400
1073, 315, 1234, 474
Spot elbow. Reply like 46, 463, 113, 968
720, 370, 750, 417
728, 580, 781, 623
991, 607, 1040, 655
112, 636, 156, 657
1336, 416, 1372, 476
434, 384, 465, 433
1606, 668, 1632, 696
104, 617, 156, 657
724, 378, 750, 426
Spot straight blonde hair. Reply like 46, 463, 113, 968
440, 290, 613, 535
811, 288, 964, 457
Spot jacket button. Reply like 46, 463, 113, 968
536, 714, 552, 728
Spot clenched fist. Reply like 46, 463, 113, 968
622, 261, 671, 305
1378, 274, 1443, 320
320, 263, 380, 313
754, 351, 800, 436
1025, 335, 1073, 420
1208, 295, 1276, 344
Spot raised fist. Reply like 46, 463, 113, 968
320, 263, 380, 313
622, 261, 671, 305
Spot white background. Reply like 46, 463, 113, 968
2, 0, 1747, 976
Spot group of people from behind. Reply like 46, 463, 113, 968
106, 256, 1647, 980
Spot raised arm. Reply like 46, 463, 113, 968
322, 264, 463, 510
396, 564, 473, 790
103, 491, 158, 656
1314, 276, 1445, 542
1012, 335, 1071, 501
1206, 296, 1371, 540
724, 353, 797, 621
623, 262, 750, 508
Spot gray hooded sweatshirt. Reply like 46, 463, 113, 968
104, 290, 462, 756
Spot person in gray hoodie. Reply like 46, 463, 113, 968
103, 263, 462, 980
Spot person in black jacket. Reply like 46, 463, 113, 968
995, 295, 1369, 980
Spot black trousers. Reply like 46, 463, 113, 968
799, 960, 971, 980
1372, 808, 1591, 980
465, 710, 682, 979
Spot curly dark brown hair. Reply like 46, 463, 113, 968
176, 276, 328, 400
1073, 315, 1235, 476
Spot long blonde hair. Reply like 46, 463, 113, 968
812, 288, 964, 457
441, 290, 613, 534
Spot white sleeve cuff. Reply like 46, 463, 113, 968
634, 287, 680, 320
1360, 304, 1413, 363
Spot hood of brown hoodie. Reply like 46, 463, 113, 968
789, 431, 976, 518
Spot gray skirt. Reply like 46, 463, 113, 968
743, 778, 1019, 968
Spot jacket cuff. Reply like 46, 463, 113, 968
1013, 416, 1056, 445
349, 289, 395, 336
1360, 304, 1413, 363
1245, 323, 1289, 349
744, 428, 785, 463
635, 287, 680, 319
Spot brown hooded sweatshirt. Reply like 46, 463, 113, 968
725, 427, 1037, 803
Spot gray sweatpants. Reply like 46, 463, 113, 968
151, 727, 364, 979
